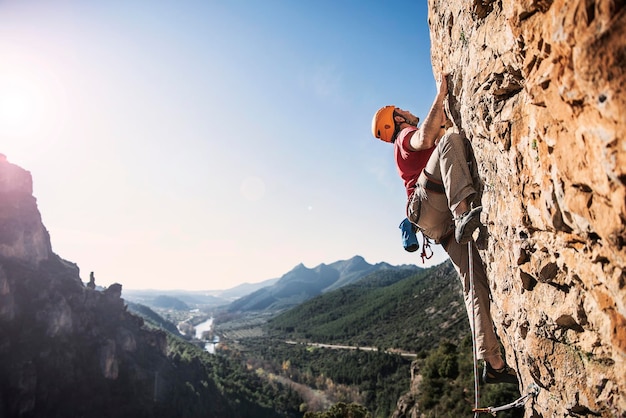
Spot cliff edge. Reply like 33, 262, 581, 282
0, 154, 52, 267
0, 155, 213, 417
424, 1, 625, 416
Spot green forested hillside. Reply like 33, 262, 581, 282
266, 260, 467, 353
236, 338, 412, 418
127, 301, 183, 336
401, 336, 522, 418
164, 335, 302, 417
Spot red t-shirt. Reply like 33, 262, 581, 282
395, 126, 435, 198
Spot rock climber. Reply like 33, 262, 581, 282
371, 74, 518, 385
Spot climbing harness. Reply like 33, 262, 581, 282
468, 242, 540, 416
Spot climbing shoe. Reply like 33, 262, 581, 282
454, 206, 483, 244
483, 362, 519, 385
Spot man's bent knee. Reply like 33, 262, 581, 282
438, 132, 465, 150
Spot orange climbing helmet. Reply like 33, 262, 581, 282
371, 105, 397, 143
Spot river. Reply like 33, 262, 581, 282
194, 317, 219, 354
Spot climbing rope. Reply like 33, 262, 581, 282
468, 242, 480, 418
468, 242, 540, 416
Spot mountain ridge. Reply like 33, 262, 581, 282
226, 255, 423, 313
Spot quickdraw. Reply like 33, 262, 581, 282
420, 234, 433, 263
472, 383, 540, 416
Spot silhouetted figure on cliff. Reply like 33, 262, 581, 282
87, 272, 96, 290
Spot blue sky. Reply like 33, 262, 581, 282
0, 0, 448, 290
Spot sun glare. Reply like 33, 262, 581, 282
0, 74, 43, 136
0, 56, 70, 164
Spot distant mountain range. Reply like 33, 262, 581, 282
122, 256, 423, 313
123, 256, 465, 355
122, 277, 279, 309
226, 255, 423, 312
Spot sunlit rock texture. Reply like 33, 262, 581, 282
409, 1, 625, 416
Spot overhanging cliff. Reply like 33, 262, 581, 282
426, 0, 625, 416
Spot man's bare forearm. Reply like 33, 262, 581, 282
410, 75, 448, 151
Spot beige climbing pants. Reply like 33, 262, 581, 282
407, 132, 501, 361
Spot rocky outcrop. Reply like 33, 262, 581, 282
0, 154, 51, 266
0, 155, 172, 417
416, 1, 625, 417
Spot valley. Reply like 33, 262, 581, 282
122, 260, 503, 417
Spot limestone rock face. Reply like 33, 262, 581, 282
426, 0, 625, 416
0, 154, 52, 266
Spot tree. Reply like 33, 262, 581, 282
303, 402, 372, 418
